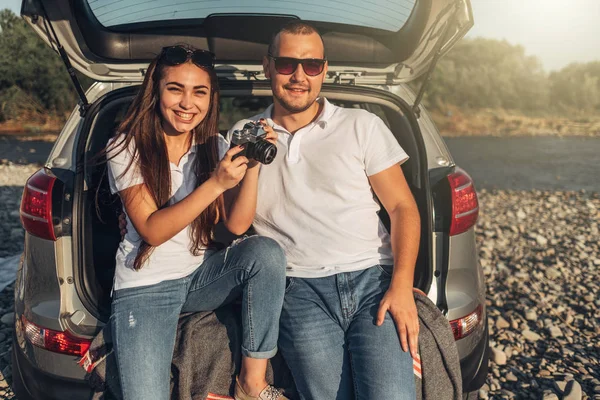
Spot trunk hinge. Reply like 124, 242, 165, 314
412, 0, 465, 118
242, 71, 262, 80
37, 0, 90, 117
329, 71, 363, 85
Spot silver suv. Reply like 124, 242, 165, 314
13, 0, 488, 398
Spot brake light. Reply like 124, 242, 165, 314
448, 168, 478, 236
20, 169, 57, 241
21, 315, 91, 356
449, 305, 483, 340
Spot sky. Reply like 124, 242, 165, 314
2, 0, 599, 72
466, 0, 600, 71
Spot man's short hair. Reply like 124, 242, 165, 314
268, 21, 326, 58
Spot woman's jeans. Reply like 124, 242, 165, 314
110, 236, 286, 400
279, 265, 417, 400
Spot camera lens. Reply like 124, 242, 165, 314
254, 141, 277, 165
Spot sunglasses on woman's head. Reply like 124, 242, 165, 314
160, 46, 215, 69
268, 53, 327, 77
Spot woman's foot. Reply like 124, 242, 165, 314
234, 377, 289, 400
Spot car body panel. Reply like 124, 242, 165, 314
20, 234, 62, 331
445, 229, 483, 320
384, 84, 455, 170
447, 229, 486, 357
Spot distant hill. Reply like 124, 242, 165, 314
421, 38, 600, 117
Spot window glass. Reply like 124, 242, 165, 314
87, 0, 416, 32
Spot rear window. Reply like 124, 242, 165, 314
87, 0, 417, 32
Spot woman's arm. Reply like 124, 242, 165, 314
120, 146, 249, 246
222, 166, 259, 235
221, 122, 277, 234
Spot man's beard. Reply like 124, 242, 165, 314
274, 88, 316, 113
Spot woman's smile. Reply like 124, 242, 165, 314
173, 110, 196, 122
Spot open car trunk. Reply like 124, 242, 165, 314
77, 81, 433, 320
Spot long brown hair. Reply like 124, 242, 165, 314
107, 50, 222, 270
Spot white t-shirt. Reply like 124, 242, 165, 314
106, 134, 229, 290
227, 98, 409, 278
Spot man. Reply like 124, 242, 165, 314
228, 22, 421, 399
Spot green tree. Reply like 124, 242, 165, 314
424, 38, 549, 112
0, 8, 86, 120
549, 62, 600, 114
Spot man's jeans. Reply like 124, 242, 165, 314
110, 236, 286, 400
279, 265, 416, 400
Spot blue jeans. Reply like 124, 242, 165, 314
110, 236, 286, 400
279, 265, 416, 400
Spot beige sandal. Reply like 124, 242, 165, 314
234, 377, 289, 400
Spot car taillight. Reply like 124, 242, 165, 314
449, 305, 483, 340
448, 168, 479, 236
21, 315, 91, 356
20, 169, 57, 241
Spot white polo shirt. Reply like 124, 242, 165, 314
106, 134, 228, 290
228, 98, 409, 278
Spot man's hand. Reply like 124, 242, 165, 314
376, 285, 420, 359
247, 119, 278, 169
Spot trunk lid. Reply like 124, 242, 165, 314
22, 0, 472, 83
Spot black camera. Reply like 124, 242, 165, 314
230, 121, 277, 165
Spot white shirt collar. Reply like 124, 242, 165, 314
264, 97, 334, 132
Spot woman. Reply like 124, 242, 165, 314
105, 45, 287, 400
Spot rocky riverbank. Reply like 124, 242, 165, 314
477, 189, 600, 399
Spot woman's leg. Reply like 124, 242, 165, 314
111, 278, 188, 400
183, 236, 287, 395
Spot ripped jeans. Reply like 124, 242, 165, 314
110, 236, 286, 400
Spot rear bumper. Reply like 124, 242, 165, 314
460, 319, 490, 393
11, 333, 92, 400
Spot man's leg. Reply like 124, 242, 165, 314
278, 276, 354, 400
111, 278, 188, 400
346, 265, 416, 400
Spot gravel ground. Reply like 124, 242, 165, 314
0, 161, 41, 259
477, 189, 600, 400
0, 160, 37, 400
0, 162, 599, 399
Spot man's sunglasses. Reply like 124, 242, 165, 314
160, 46, 215, 69
268, 54, 326, 77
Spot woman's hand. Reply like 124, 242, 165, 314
212, 146, 249, 190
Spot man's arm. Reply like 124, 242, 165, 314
368, 163, 421, 358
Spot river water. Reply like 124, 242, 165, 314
1, 134, 599, 191
445, 135, 600, 192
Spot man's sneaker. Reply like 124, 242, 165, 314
234, 377, 289, 400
